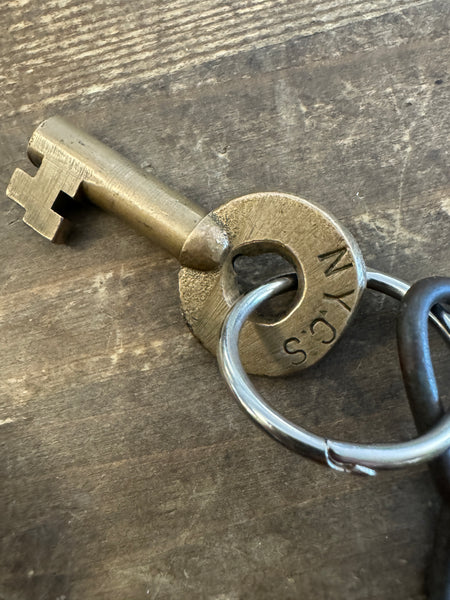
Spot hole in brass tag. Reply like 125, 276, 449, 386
231, 244, 303, 324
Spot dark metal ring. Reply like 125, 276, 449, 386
396, 277, 450, 599
397, 277, 450, 500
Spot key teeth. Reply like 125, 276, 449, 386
6, 168, 31, 209
23, 209, 71, 243
7, 166, 72, 243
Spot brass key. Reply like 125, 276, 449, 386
7, 117, 366, 376
7, 117, 228, 270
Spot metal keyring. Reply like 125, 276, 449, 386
217, 270, 450, 476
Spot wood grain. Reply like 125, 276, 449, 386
1, 0, 434, 114
0, 1, 449, 599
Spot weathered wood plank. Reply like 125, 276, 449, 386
1, 0, 437, 114
0, 1, 449, 598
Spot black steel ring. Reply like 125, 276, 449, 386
397, 277, 450, 600
397, 276, 450, 501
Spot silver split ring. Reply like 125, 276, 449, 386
217, 270, 450, 476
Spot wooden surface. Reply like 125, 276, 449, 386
0, 1, 449, 598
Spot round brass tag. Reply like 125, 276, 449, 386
179, 193, 366, 376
